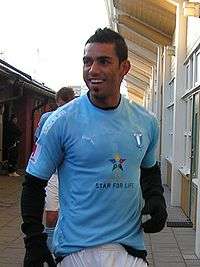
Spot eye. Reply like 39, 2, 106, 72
99, 58, 110, 65
83, 57, 92, 66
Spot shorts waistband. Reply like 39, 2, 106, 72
83, 243, 126, 252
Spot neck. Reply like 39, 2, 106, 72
88, 92, 121, 109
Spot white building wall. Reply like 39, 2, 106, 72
170, 34, 176, 79
187, 17, 200, 53
160, 47, 171, 184
186, 11, 200, 259
171, 1, 187, 206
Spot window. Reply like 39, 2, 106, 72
166, 105, 174, 160
186, 63, 190, 90
185, 57, 194, 91
196, 51, 200, 84
183, 97, 193, 170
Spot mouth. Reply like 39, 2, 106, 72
88, 78, 105, 85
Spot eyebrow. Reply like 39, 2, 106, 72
83, 56, 112, 61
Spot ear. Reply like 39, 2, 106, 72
120, 60, 131, 76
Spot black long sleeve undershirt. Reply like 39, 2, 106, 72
21, 173, 48, 238
140, 162, 165, 202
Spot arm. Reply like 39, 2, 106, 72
140, 117, 167, 233
45, 173, 59, 227
21, 173, 47, 237
45, 174, 59, 252
140, 162, 167, 233
21, 173, 56, 267
21, 110, 65, 266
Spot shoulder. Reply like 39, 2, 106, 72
42, 96, 86, 134
124, 98, 157, 122
40, 111, 53, 121
56, 95, 87, 118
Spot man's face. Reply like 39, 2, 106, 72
83, 42, 130, 105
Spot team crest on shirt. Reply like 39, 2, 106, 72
109, 153, 126, 171
133, 132, 143, 148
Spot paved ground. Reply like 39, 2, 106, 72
0, 175, 200, 267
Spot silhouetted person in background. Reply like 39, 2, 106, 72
5, 114, 22, 176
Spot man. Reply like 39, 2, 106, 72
21, 28, 167, 267
5, 114, 22, 177
35, 87, 75, 251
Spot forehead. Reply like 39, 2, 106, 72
84, 42, 117, 58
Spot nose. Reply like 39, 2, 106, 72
88, 61, 100, 75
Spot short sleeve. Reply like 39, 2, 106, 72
34, 113, 51, 141
141, 116, 159, 168
26, 112, 65, 180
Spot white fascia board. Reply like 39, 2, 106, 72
133, 70, 150, 84
125, 73, 148, 90
126, 39, 157, 65
104, 0, 117, 29
129, 55, 153, 74
166, 0, 179, 6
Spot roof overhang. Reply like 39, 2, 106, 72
0, 59, 55, 102
105, 0, 176, 104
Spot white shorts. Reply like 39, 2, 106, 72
45, 173, 59, 211
57, 244, 147, 267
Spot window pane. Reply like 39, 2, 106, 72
196, 53, 200, 83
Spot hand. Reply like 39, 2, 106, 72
141, 196, 167, 233
23, 233, 56, 267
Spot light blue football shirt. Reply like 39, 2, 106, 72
26, 94, 159, 257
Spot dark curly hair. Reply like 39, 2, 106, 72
85, 27, 128, 64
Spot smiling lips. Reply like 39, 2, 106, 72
89, 79, 105, 84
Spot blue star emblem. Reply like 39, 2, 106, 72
109, 153, 126, 171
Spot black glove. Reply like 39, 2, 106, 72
23, 233, 56, 267
141, 195, 167, 233
140, 163, 168, 233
